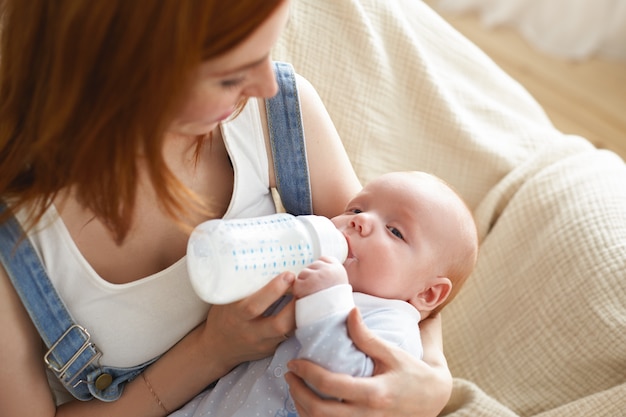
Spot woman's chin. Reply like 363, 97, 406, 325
167, 121, 220, 138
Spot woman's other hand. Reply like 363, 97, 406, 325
285, 308, 452, 417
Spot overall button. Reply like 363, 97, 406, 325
273, 367, 283, 378
95, 373, 113, 391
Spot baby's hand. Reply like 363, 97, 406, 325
292, 256, 348, 299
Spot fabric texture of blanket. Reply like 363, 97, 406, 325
274, 1, 626, 416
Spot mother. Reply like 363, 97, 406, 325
0, 1, 450, 415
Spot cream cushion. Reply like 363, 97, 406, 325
274, 1, 626, 416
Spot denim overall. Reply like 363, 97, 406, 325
0, 61, 311, 402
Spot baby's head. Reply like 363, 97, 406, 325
331, 171, 478, 320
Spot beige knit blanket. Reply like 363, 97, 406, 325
274, 1, 626, 415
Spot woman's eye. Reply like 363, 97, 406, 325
220, 77, 245, 89
388, 227, 404, 240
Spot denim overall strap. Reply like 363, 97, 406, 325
266, 61, 313, 216
0, 202, 151, 402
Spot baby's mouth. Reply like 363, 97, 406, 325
343, 232, 355, 260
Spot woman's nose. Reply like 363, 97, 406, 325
242, 59, 278, 99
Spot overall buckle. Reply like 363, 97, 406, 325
44, 324, 102, 387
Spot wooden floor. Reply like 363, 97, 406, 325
424, 1, 626, 161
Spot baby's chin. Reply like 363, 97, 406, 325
343, 261, 359, 286
342, 257, 356, 270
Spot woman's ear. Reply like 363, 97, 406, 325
409, 277, 452, 312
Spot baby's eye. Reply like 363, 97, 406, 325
388, 226, 404, 240
350, 208, 362, 214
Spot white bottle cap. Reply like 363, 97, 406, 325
298, 215, 348, 262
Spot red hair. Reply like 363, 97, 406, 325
0, 0, 284, 241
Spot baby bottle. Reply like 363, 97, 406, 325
187, 213, 348, 304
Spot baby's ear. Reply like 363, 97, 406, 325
409, 277, 452, 312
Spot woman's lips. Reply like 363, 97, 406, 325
217, 109, 235, 122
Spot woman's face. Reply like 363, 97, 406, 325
168, 1, 290, 137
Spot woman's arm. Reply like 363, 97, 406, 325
285, 309, 453, 417
0, 265, 58, 416
0, 266, 296, 416
295, 74, 362, 217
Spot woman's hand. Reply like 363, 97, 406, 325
285, 308, 452, 417
201, 272, 297, 368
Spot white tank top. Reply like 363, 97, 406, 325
17, 99, 277, 369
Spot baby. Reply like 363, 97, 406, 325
296, 170, 477, 319
173, 171, 478, 416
